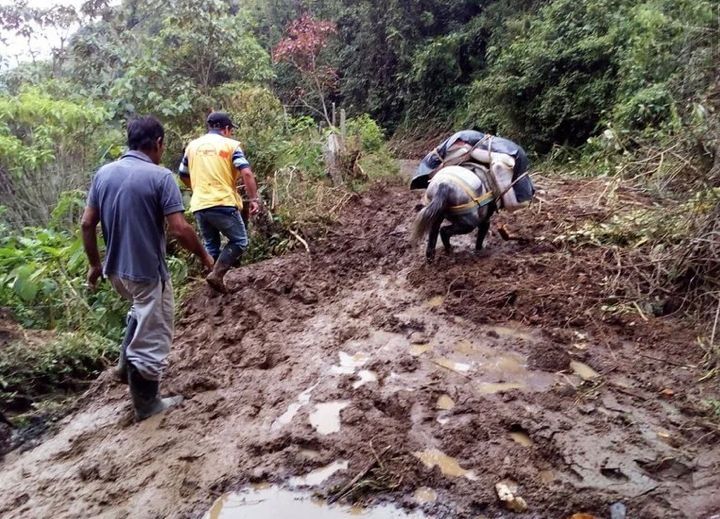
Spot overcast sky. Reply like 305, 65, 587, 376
0, 0, 87, 69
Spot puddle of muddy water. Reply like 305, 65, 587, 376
271, 384, 317, 431
414, 449, 477, 480
436, 395, 455, 410
409, 344, 432, 356
509, 431, 533, 447
538, 470, 555, 484
298, 449, 322, 461
353, 370, 377, 389
204, 486, 425, 519
309, 401, 349, 435
447, 339, 558, 394
454, 340, 471, 355
414, 487, 437, 504
426, 295, 445, 308
432, 357, 471, 374
486, 326, 533, 341
487, 354, 527, 375
331, 352, 370, 375
289, 460, 349, 487
476, 382, 525, 394
570, 361, 600, 380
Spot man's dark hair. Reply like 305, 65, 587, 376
127, 116, 164, 151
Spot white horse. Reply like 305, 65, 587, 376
410, 164, 494, 261
411, 149, 528, 261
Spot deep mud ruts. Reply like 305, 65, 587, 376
0, 177, 718, 518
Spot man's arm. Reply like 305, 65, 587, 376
232, 147, 259, 215
239, 167, 260, 214
178, 151, 192, 190
166, 212, 214, 271
80, 206, 103, 289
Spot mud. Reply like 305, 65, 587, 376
1, 177, 719, 518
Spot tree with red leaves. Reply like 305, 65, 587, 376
272, 15, 337, 126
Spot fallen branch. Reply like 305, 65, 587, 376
636, 352, 690, 368
289, 229, 310, 254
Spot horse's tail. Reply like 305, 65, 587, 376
411, 182, 451, 244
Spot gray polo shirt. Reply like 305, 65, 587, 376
87, 150, 184, 283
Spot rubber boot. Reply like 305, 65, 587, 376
128, 363, 183, 422
206, 243, 243, 293
113, 314, 137, 385
206, 261, 232, 293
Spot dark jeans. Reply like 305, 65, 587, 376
194, 206, 248, 260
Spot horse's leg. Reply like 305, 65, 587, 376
440, 224, 453, 253
440, 220, 475, 254
426, 217, 443, 262
475, 206, 495, 252
476, 220, 490, 251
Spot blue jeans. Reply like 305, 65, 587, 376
194, 206, 248, 260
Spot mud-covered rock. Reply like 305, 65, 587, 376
527, 343, 570, 371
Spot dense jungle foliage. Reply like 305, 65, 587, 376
0, 0, 718, 413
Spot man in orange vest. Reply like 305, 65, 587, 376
178, 112, 260, 292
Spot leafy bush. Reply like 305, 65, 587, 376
346, 114, 385, 154
0, 332, 114, 410
464, 0, 717, 152
0, 223, 126, 336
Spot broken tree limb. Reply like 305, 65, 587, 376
289, 229, 310, 254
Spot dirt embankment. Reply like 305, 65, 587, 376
0, 176, 719, 518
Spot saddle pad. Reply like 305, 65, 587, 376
431, 165, 483, 192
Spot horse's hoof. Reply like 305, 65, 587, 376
474, 248, 491, 258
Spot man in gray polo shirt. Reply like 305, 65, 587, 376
81, 116, 214, 421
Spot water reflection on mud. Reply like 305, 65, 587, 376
204, 486, 425, 519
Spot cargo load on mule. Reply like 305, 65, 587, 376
411, 130, 534, 211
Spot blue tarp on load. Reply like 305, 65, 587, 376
412, 130, 534, 204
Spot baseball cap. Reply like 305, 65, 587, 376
206, 111, 238, 129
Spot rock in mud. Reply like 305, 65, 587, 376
495, 480, 528, 513
409, 332, 429, 344
527, 342, 570, 371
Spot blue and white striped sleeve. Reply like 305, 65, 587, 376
178, 153, 190, 177
232, 146, 250, 171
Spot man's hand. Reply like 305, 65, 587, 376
201, 251, 215, 272
86, 264, 103, 291
240, 167, 260, 216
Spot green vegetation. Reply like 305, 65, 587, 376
0, 332, 114, 412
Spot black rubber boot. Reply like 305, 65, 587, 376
128, 363, 183, 422
113, 314, 137, 385
206, 243, 243, 293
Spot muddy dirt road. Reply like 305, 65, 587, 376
1, 176, 719, 518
